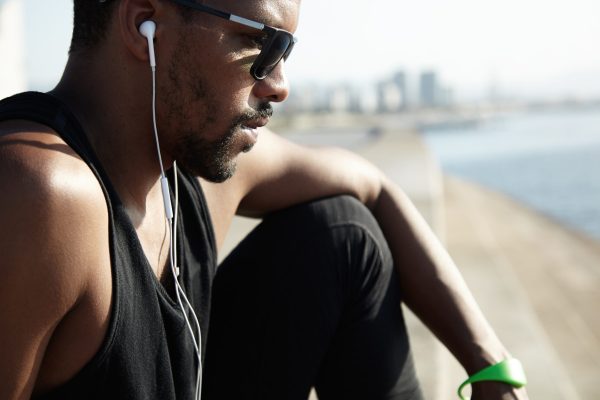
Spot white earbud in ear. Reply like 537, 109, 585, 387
139, 20, 156, 68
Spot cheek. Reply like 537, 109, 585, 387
159, 36, 257, 141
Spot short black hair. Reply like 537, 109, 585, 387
70, 1, 118, 54
69, 0, 194, 54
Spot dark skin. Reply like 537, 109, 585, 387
0, 0, 527, 398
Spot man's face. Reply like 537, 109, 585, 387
158, 0, 300, 182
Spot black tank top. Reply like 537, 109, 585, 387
0, 92, 217, 399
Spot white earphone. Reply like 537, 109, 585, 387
139, 20, 156, 68
139, 20, 203, 400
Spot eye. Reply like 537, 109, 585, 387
248, 33, 268, 50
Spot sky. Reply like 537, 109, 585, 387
21, 0, 600, 101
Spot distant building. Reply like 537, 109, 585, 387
437, 86, 454, 107
282, 84, 329, 114
327, 85, 354, 113
0, 0, 27, 99
392, 70, 407, 110
357, 86, 378, 114
376, 80, 402, 113
419, 71, 438, 107
346, 86, 363, 114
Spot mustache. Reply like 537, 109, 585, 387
233, 103, 273, 126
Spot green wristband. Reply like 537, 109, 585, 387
457, 358, 527, 400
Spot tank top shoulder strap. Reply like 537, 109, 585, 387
0, 91, 117, 201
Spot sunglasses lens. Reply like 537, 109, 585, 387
283, 39, 296, 61
253, 32, 293, 79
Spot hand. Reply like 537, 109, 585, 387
471, 381, 529, 400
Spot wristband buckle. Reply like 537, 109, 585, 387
458, 358, 527, 400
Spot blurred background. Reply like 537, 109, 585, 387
1, 0, 599, 398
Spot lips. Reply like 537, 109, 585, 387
239, 117, 269, 145
241, 117, 269, 130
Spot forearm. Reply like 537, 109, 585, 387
372, 176, 510, 374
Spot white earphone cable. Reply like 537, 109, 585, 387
151, 64, 203, 400
151, 67, 166, 178
172, 162, 203, 398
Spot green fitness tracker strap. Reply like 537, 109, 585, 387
457, 358, 527, 400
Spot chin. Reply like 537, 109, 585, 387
205, 165, 236, 183
181, 156, 238, 183
241, 142, 255, 153
173, 126, 254, 182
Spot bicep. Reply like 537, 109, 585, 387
0, 146, 101, 399
0, 255, 65, 399
0, 208, 75, 399
234, 129, 383, 216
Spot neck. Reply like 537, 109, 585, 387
50, 51, 169, 224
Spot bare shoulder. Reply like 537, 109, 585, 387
0, 120, 109, 398
0, 120, 107, 233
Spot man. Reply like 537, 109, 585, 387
0, 0, 528, 399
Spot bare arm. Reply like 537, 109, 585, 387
206, 128, 526, 398
0, 129, 106, 398
373, 177, 527, 399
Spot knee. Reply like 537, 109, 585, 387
266, 196, 401, 329
215, 195, 399, 329
265, 195, 394, 292
217, 195, 395, 302
265, 195, 382, 242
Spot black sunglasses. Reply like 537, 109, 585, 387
168, 0, 298, 80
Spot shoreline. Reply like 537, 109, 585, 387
444, 172, 600, 247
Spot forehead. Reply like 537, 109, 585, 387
207, 0, 301, 32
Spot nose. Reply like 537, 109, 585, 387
252, 61, 290, 103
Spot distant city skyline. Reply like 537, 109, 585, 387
14, 0, 600, 102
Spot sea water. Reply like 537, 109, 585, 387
422, 106, 600, 240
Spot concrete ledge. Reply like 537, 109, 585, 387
444, 176, 600, 400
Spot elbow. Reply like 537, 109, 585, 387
362, 166, 387, 211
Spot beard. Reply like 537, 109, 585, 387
172, 103, 273, 183
173, 125, 239, 183
162, 29, 273, 183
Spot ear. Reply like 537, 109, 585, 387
117, 0, 164, 66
